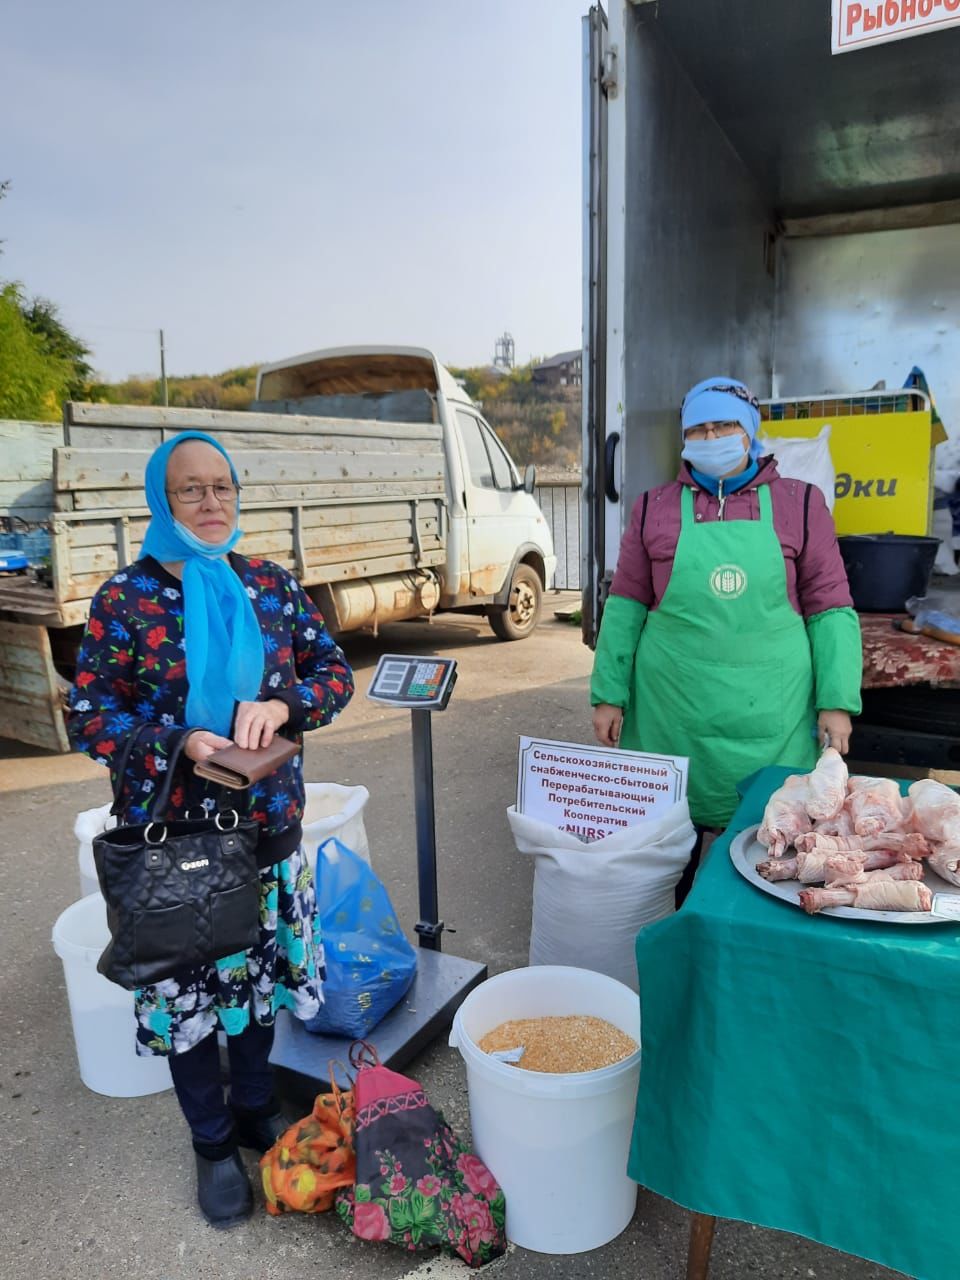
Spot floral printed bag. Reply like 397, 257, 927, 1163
335, 1042, 507, 1268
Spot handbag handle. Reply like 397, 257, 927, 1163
108, 725, 196, 820
348, 1040, 381, 1071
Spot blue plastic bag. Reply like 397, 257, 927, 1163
305, 837, 418, 1039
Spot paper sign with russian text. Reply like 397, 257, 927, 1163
516, 736, 688, 840
833, 0, 960, 54
931, 892, 960, 920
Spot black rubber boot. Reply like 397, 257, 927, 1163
230, 1099, 287, 1154
194, 1143, 254, 1229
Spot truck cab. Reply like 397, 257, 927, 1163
254, 345, 557, 638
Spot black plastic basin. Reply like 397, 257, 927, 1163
838, 534, 941, 613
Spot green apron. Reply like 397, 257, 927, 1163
622, 484, 816, 827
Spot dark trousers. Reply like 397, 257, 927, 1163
167, 1020, 276, 1148
675, 826, 720, 909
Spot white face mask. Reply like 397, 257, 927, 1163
681, 435, 749, 478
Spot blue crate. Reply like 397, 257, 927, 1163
16, 530, 52, 563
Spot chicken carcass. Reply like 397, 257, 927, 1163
796, 849, 845, 883
845, 776, 906, 837
805, 747, 848, 820
758, 774, 812, 857
812, 809, 856, 839
826, 861, 924, 888
927, 849, 960, 888
798, 880, 932, 914
757, 857, 802, 882
757, 847, 904, 884
793, 831, 930, 858
821, 850, 906, 883
906, 779, 960, 847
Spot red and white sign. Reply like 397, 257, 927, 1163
833, 0, 960, 53
516, 736, 688, 840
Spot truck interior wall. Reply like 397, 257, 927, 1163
774, 224, 960, 456
620, 9, 777, 520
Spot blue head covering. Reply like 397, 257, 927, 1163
680, 376, 763, 460
140, 431, 264, 737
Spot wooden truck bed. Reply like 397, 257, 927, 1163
2, 402, 449, 627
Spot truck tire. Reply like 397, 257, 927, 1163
488, 564, 543, 641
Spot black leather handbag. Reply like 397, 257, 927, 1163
93, 729, 262, 990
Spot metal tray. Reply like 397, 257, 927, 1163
729, 824, 959, 925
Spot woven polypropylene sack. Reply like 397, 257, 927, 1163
507, 801, 696, 991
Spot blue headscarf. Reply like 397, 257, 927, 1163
140, 431, 264, 737
680, 376, 764, 460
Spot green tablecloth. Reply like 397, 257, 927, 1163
630, 766, 960, 1280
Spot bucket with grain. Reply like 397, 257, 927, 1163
449, 965, 641, 1254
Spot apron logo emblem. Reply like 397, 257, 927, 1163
709, 564, 747, 599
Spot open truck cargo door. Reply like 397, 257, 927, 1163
582, 0, 960, 649
581, 3, 611, 648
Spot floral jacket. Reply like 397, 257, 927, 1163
67, 553, 354, 861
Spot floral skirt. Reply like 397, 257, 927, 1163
134, 846, 323, 1057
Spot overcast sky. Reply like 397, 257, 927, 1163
2, 0, 587, 381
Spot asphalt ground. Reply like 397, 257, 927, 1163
0, 594, 906, 1280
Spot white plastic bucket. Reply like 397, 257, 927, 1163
302, 782, 371, 874
74, 803, 113, 899
449, 965, 641, 1254
52, 894, 172, 1098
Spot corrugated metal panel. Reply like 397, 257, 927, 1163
536, 483, 582, 590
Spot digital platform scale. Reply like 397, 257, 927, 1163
271, 653, 487, 1095
367, 654, 457, 711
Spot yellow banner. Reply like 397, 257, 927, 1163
760, 411, 934, 536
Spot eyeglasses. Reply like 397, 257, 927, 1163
166, 483, 240, 505
683, 421, 744, 441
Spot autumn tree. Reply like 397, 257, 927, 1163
0, 283, 71, 420
0, 181, 103, 417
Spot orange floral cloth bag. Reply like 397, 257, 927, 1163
260, 1075, 356, 1215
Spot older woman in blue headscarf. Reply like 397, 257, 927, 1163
68, 431, 354, 1228
591, 377, 862, 875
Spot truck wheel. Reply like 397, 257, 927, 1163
488, 564, 543, 641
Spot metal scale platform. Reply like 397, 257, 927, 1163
272, 653, 487, 1098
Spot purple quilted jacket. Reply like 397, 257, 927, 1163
610, 457, 853, 618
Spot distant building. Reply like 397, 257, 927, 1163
531, 349, 582, 389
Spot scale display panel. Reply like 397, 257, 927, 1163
366, 654, 457, 710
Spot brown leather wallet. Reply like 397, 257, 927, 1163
193, 737, 299, 789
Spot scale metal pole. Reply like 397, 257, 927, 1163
410, 707, 443, 950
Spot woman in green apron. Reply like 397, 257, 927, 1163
591, 377, 862, 854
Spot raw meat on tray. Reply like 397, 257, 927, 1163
907, 781, 960, 886
793, 831, 930, 858
826, 861, 925, 888
805, 748, 848, 821
846, 776, 906, 837
757, 847, 909, 885
757, 773, 813, 857
799, 881, 932, 915
752, 761, 959, 916
928, 850, 960, 887
907, 780, 960, 847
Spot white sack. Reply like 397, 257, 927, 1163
302, 782, 371, 876
74, 803, 114, 898
761, 425, 835, 511
507, 800, 696, 992
932, 503, 958, 576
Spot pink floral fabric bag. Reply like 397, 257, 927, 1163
335, 1042, 506, 1268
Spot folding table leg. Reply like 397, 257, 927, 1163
686, 1213, 716, 1280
